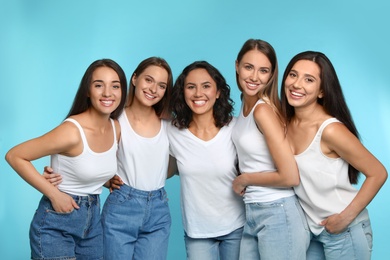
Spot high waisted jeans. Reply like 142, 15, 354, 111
239, 195, 310, 260
102, 184, 171, 260
30, 194, 102, 260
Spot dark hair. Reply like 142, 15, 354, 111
127, 57, 173, 118
280, 51, 360, 184
171, 61, 234, 129
66, 59, 127, 119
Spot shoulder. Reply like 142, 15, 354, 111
321, 119, 355, 148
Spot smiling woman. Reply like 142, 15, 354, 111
281, 51, 387, 259
5, 59, 127, 260
168, 61, 245, 260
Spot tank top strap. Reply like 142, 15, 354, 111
318, 118, 340, 135
109, 118, 117, 144
64, 118, 89, 152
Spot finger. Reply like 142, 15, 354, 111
72, 199, 80, 209
44, 166, 54, 173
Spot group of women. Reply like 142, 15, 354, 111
6, 38, 387, 260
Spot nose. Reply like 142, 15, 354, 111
149, 83, 157, 94
102, 86, 112, 97
250, 70, 259, 81
194, 86, 203, 97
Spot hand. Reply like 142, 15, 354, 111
320, 213, 351, 234
50, 191, 80, 213
109, 175, 124, 192
42, 166, 62, 187
233, 175, 246, 196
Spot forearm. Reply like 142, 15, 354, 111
238, 170, 299, 188
340, 172, 387, 223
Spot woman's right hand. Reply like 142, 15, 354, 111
43, 166, 62, 187
109, 175, 124, 192
50, 191, 79, 213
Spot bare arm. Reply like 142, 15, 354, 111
6, 122, 81, 212
320, 123, 387, 233
233, 103, 299, 195
167, 155, 178, 179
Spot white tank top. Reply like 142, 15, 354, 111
232, 99, 295, 203
116, 110, 169, 191
294, 118, 363, 235
168, 118, 245, 238
53, 118, 118, 196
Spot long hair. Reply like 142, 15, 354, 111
171, 61, 234, 129
236, 39, 282, 124
127, 57, 173, 118
280, 51, 360, 184
66, 59, 127, 119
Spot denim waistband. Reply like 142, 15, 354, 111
349, 208, 370, 227
119, 184, 166, 199
67, 194, 100, 204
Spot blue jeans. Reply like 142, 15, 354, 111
30, 194, 103, 260
239, 195, 310, 260
184, 227, 243, 260
102, 184, 171, 260
307, 218, 372, 260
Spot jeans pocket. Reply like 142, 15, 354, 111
362, 220, 373, 250
106, 188, 129, 204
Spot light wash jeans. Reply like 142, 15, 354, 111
307, 218, 372, 260
239, 195, 310, 260
184, 227, 244, 260
30, 194, 102, 260
102, 184, 171, 260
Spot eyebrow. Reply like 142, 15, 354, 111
290, 69, 316, 78
92, 79, 121, 83
186, 81, 212, 86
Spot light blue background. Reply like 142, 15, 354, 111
1, 0, 389, 259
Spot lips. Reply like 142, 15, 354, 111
144, 92, 156, 100
246, 81, 259, 90
290, 90, 304, 98
100, 100, 115, 106
193, 100, 206, 106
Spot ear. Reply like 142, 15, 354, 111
131, 73, 137, 86
216, 89, 221, 99
318, 89, 324, 99
235, 60, 239, 73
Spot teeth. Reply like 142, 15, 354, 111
194, 100, 206, 105
145, 93, 155, 99
291, 91, 304, 97
248, 83, 257, 87
101, 100, 113, 105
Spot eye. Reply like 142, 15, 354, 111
185, 85, 195, 89
113, 84, 121, 89
288, 72, 297, 78
260, 68, 270, 74
159, 84, 167, 89
244, 65, 252, 70
305, 77, 314, 83
203, 84, 211, 89
145, 77, 153, 83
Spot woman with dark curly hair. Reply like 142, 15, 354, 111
168, 61, 245, 260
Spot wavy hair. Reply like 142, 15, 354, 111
171, 61, 234, 129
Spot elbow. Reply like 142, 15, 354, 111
5, 149, 14, 166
